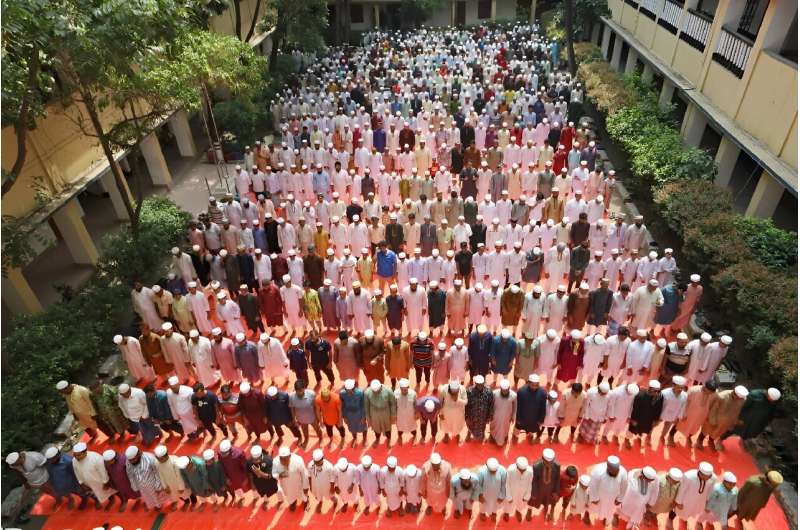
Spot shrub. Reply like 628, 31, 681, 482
577, 62, 634, 115
573, 42, 603, 64
653, 178, 734, 234
731, 216, 798, 273
683, 213, 752, 276
213, 98, 264, 153
767, 337, 798, 403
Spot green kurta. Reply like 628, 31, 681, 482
91, 384, 130, 435
734, 389, 778, 439
180, 457, 213, 497
737, 475, 775, 520
513, 338, 537, 381
364, 386, 397, 433
171, 296, 195, 332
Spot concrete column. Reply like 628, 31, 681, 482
642, 62, 654, 83
681, 104, 707, 147
658, 80, 675, 107
373, 4, 380, 28
490, 0, 496, 20
168, 110, 198, 158
529, 0, 537, 23
52, 198, 99, 265
625, 48, 638, 74
2, 267, 43, 315
601, 26, 612, 57
745, 171, 784, 218
100, 169, 134, 221
610, 36, 623, 71
140, 132, 172, 187
591, 23, 601, 44
714, 135, 740, 188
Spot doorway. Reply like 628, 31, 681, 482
456, 1, 466, 26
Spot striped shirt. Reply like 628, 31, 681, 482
411, 339, 434, 367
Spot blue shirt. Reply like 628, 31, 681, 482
376, 249, 397, 278
373, 129, 386, 153
490, 337, 517, 374
313, 170, 330, 197
46, 454, 81, 496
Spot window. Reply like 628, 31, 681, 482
696, 0, 719, 18
779, 14, 797, 63
737, 0, 768, 40
478, 0, 492, 20
350, 4, 364, 24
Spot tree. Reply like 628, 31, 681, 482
564, 0, 576, 75
262, 0, 328, 70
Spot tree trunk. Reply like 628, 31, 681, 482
3, 47, 40, 196
233, 0, 243, 40
244, 0, 263, 43
268, 30, 284, 73
564, 0, 576, 75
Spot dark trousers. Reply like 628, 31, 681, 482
420, 419, 438, 439
246, 318, 266, 334
274, 422, 302, 439
324, 424, 346, 438
312, 366, 336, 383
293, 369, 310, 387
414, 365, 431, 384
200, 418, 229, 437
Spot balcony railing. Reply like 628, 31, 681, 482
712, 27, 753, 78
657, 0, 683, 33
639, 0, 660, 20
679, 9, 712, 52
624, 0, 639, 8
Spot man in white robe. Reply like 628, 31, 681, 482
258, 333, 290, 382
439, 380, 467, 443
355, 455, 382, 514
272, 447, 309, 511
489, 379, 517, 446
404, 464, 423, 513
346, 282, 373, 334
72, 443, 117, 506
171, 247, 197, 284
402, 279, 428, 335
542, 286, 567, 334
132, 283, 162, 329
505, 456, 533, 521
477, 458, 507, 520
618, 467, 659, 529
307, 449, 336, 512
186, 282, 213, 333
520, 286, 545, 338
154, 445, 190, 509
659, 375, 688, 446
674, 462, 716, 526
160, 323, 194, 382
628, 280, 664, 331
623, 329, 654, 383
380, 456, 406, 516
534, 329, 560, 384
394, 378, 417, 444
588, 455, 627, 526
279, 275, 307, 332
166, 376, 200, 437
187, 331, 221, 388
604, 383, 639, 444
113, 335, 155, 383
215, 294, 245, 336
334, 457, 359, 512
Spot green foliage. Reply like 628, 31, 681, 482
683, 213, 752, 276
263, 0, 328, 53
572, 42, 604, 64
577, 60, 635, 115
731, 216, 798, 273
545, 0, 609, 43
767, 337, 798, 404
653, 178, 734, 234
213, 98, 264, 152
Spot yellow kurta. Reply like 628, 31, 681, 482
65, 385, 98, 429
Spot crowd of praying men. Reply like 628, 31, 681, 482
4, 23, 787, 529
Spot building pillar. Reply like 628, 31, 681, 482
714, 135, 740, 188
373, 4, 380, 28
100, 169, 134, 221
168, 110, 197, 158
490, 0, 497, 20
745, 171, 784, 219
591, 23, 601, 44
610, 36, 624, 71
642, 62, 654, 83
681, 104, 707, 147
52, 198, 98, 265
601, 25, 612, 57
3, 267, 43, 315
140, 132, 172, 187
658, 80, 675, 107
625, 48, 638, 74
529, 0, 537, 23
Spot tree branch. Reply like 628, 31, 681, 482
245, 0, 264, 43
3, 46, 41, 196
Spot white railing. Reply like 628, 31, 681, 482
712, 27, 752, 78
639, 0, 661, 18
679, 9, 712, 51
658, 0, 683, 32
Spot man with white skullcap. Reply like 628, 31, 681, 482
700, 471, 738, 526
659, 375, 688, 446
628, 279, 664, 331
402, 277, 428, 336
450, 467, 480, 519
617, 466, 659, 529
113, 334, 156, 384
528, 448, 560, 521
247, 445, 277, 509
215, 291, 246, 337
674, 462, 717, 524
623, 329, 654, 383
364, 379, 397, 446
489, 378, 517, 446
672, 273, 703, 331
403, 463, 423, 514
57, 380, 100, 439
578, 381, 611, 444
72, 442, 117, 509
568, 473, 592, 524
307, 449, 336, 512
465, 374, 494, 441
504, 456, 533, 521
44, 445, 93, 510
333, 457, 359, 513
588, 455, 628, 526
5, 449, 49, 523
355, 455, 382, 514
153, 445, 191, 511
697, 385, 749, 451
627, 379, 664, 447
394, 378, 417, 444
380, 456, 406, 516
124, 446, 169, 510
733, 387, 782, 440
272, 447, 309, 511
166, 375, 201, 438
645, 467, 683, 523
279, 275, 306, 333
118, 383, 160, 445
476, 457, 507, 520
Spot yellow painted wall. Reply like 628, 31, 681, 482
650, 22, 678, 66
621, 5, 638, 34
700, 62, 742, 118
779, 116, 797, 171
608, 0, 623, 23
735, 52, 798, 158
634, 14, 656, 49
670, 40, 705, 86
209, 0, 268, 43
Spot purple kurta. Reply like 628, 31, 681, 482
106, 454, 140, 500
235, 342, 261, 382
238, 390, 269, 434
219, 447, 251, 492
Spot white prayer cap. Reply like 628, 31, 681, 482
250, 446, 263, 458
626, 383, 639, 395
56, 380, 69, 391
454, 338, 464, 347
672, 375, 687, 386
438, 342, 447, 351
398, 378, 410, 389
474, 375, 485, 385
516, 456, 529, 470
216, 291, 228, 301
648, 251, 658, 260
429, 452, 443, 465
486, 457, 499, 471
611, 248, 620, 255
267, 385, 278, 397
219, 249, 228, 258
477, 324, 487, 333
312, 449, 324, 462
219, 440, 232, 453
168, 376, 180, 386
429, 280, 439, 288
152, 285, 162, 293
176, 456, 190, 469
636, 329, 648, 338
189, 330, 200, 339
579, 474, 591, 486
459, 469, 472, 480
161, 322, 173, 331
361, 455, 372, 467
124, 446, 139, 459
118, 383, 131, 394
676, 332, 688, 340
593, 250, 603, 257
336, 457, 349, 470
278, 446, 291, 458
607, 455, 620, 466
370, 380, 382, 392
418, 331, 428, 340
734, 385, 749, 398
448, 380, 460, 391
344, 379, 355, 390
669, 467, 683, 481
187, 281, 197, 289
282, 274, 291, 283
546, 329, 558, 339
103, 449, 118, 462
648, 278, 659, 287
557, 285, 567, 292
200, 449, 214, 461
154, 445, 167, 458
290, 337, 300, 346
501, 329, 512, 340
690, 274, 701, 283
643, 466, 657, 480
409, 277, 418, 284
406, 464, 418, 477
490, 279, 500, 287
593, 334, 606, 345
548, 390, 558, 399
720, 335, 733, 345
701, 332, 712, 342
510, 284, 521, 293
240, 382, 251, 393
235, 332, 246, 342
768, 388, 782, 401
657, 338, 667, 348
648, 380, 661, 390
570, 329, 583, 340
73, 442, 87, 453
579, 282, 590, 290
542, 448, 555, 462
528, 374, 540, 383
211, 280, 221, 289
599, 382, 610, 393
171, 247, 180, 255
533, 285, 543, 294
44, 446, 59, 459
699, 461, 714, 475
387, 456, 398, 468
113, 334, 124, 344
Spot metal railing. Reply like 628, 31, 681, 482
657, 0, 683, 33
639, 0, 660, 20
624, 0, 639, 8
712, 27, 753, 78
679, 9, 712, 52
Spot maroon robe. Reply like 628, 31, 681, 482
559, 127, 575, 151
105, 453, 140, 501
553, 148, 568, 175
238, 389, 269, 434
399, 128, 415, 151
258, 285, 284, 326
556, 336, 584, 382
219, 447, 251, 492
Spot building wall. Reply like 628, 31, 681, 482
208, 0, 269, 42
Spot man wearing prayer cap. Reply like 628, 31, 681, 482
737, 470, 783, 522
671, 272, 703, 332
217, 439, 250, 505
364, 379, 397, 446
578, 381, 611, 444
272, 447, 309, 511
530, 448, 561, 521
488, 378, 517, 446
450, 468, 480, 519
44, 445, 92, 510
588, 455, 628, 527
618, 466, 659, 529
57, 380, 99, 439
646, 467, 683, 523
166, 376, 201, 438
733, 386, 782, 440
103, 448, 140, 510
697, 385, 749, 451
159, 322, 195, 383
627, 380, 664, 448
628, 279, 665, 331
124, 446, 169, 510
71, 443, 117, 509
379, 456, 406, 517
355, 455, 382, 514
504, 456, 533, 521
659, 375, 687, 446
153, 445, 191, 511
477, 457, 507, 521
700, 471, 738, 527
332, 457, 358, 513
465, 374, 494, 441
393, 378, 417, 444
674, 462, 717, 525
5, 449, 49, 523
307, 449, 336, 513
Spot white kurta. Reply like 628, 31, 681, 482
619, 469, 660, 525
308, 460, 336, 501
156, 455, 187, 500
335, 463, 360, 504
477, 465, 507, 514
439, 385, 467, 435
674, 470, 717, 520
259, 338, 290, 378
132, 287, 162, 329
490, 390, 517, 445
73, 452, 116, 502
355, 463, 382, 506
161, 333, 193, 381
588, 464, 628, 521
394, 389, 418, 433
188, 336, 221, 387
659, 389, 687, 423
505, 464, 533, 514
404, 471, 423, 504
380, 467, 406, 510
346, 292, 373, 333
628, 286, 664, 330
166, 385, 200, 433
280, 285, 306, 328
402, 287, 428, 332
118, 337, 155, 381
186, 291, 213, 333
448, 346, 469, 381
604, 386, 636, 436
272, 455, 310, 504
216, 300, 245, 336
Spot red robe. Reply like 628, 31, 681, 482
258, 285, 284, 326
220, 447, 251, 492
556, 336, 584, 382
559, 127, 576, 150
553, 149, 568, 175
239, 389, 269, 434
399, 128, 415, 151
